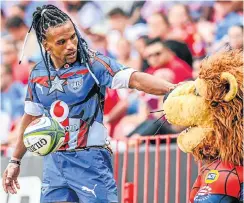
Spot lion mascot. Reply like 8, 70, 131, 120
163, 50, 243, 202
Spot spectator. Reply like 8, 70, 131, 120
163, 40, 193, 67
146, 11, 194, 65
103, 89, 128, 138
62, 1, 104, 30
228, 25, 243, 50
107, 7, 147, 56
88, 23, 115, 58
0, 64, 25, 130
214, 1, 243, 41
128, 1, 146, 25
134, 35, 149, 72
1, 40, 30, 84
167, 4, 205, 57
116, 37, 140, 70
144, 38, 192, 84
5, 16, 40, 62
107, 7, 129, 34
18, 0, 46, 27
0, 111, 12, 146
8, 4, 25, 18
1, 9, 7, 36
147, 12, 169, 40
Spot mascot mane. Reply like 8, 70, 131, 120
193, 50, 243, 165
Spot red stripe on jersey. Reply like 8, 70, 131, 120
60, 72, 76, 79
59, 118, 70, 150
31, 76, 54, 87
76, 121, 89, 148
94, 56, 115, 76
76, 69, 89, 75
60, 69, 89, 79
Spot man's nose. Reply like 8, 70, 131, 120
66, 40, 75, 50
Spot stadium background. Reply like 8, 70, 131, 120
0, 0, 243, 203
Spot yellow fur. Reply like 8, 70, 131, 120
163, 50, 243, 165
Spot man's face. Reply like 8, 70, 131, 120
1, 43, 18, 66
0, 65, 12, 92
168, 5, 189, 27
108, 15, 127, 32
44, 20, 78, 65
228, 26, 243, 49
147, 14, 168, 39
145, 42, 169, 67
8, 26, 26, 41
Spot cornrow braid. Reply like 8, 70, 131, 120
28, 4, 99, 87
32, 5, 69, 42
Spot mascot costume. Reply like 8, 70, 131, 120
163, 50, 243, 202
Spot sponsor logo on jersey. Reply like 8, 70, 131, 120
205, 170, 219, 183
50, 100, 69, 122
67, 77, 83, 93
194, 186, 212, 201
64, 124, 79, 132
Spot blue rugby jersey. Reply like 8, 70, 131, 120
25, 51, 135, 150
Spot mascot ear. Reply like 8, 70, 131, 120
220, 72, 238, 102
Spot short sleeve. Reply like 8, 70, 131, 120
91, 52, 136, 89
24, 71, 44, 116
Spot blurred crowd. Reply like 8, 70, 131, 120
0, 0, 243, 154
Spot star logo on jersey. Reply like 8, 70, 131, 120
48, 75, 66, 94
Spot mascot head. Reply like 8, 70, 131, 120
163, 50, 243, 165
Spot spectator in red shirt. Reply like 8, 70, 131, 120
1, 40, 30, 84
167, 4, 206, 57
144, 38, 192, 84
103, 88, 128, 138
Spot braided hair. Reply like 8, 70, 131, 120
25, 4, 99, 85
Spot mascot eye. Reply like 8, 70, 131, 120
211, 101, 219, 107
194, 88, 200, 96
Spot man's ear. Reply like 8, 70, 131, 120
43, 40, 50, 52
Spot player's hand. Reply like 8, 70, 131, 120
168, 84, 178, 91
2, 163, 20, 194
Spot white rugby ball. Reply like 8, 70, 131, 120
23, 117, 65, 156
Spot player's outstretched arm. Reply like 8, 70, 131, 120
2, 113, 41, 194
129, 72, 176, 95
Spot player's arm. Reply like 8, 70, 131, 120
12, 113, 41, 160
91, 52, 176, 95
2, 67, 44, 194
129, 72, 175, 95
2, 113, 41, 194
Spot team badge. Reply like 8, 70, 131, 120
67, 77, 83, 93
50, 100, 69, 122
205, 170, 219, 183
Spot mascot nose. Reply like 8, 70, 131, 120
163, 89, 174, 102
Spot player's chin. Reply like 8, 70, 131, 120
65, 53, 77, 64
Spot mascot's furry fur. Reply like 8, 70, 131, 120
163, 50, 243, 202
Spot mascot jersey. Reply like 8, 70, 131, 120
190, 160, 243, 203
24, 51, 135, 151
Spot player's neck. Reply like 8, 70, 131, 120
50, 55, 65, 69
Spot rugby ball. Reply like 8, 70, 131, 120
23, 117, 65, 156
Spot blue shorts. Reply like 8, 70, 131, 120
40, 148, 118, 203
